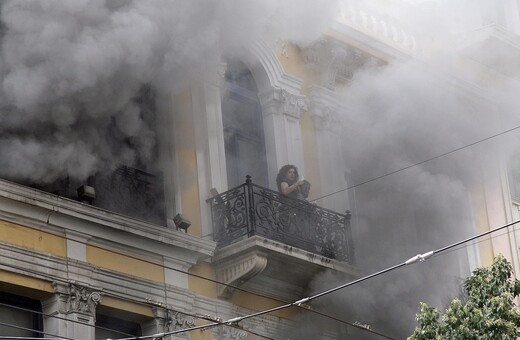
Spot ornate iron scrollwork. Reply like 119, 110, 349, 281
208, 179, 354, 263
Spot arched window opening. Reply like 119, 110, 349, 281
221, 60, 268, 188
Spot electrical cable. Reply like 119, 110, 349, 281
255, 123, 520, 224
4, 125, 520, 340
117, 219, 520, 340
8, 217, 518, 340
0, 301, 135, 338
310, 124, 520, 202
0, 320, 73, 340
0, 215, 393, 339
0, 262, 275, 340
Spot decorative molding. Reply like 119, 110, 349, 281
303, 38, 383, 89
171, 311, 196, 335
67, 282, 103, 316
275, 40, 289, 59
214, 250, 268, 299
216, 326, 248, 340
0, 181, 216, 262
249, 40, 303, 93
258, 87, 308, 119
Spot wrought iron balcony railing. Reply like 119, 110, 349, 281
207, 176, 354, 263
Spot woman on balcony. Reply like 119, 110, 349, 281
276, 164, 310, 200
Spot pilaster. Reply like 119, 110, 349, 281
42, 281, 103, 340
249, 40, 308, 183
308, 86, 350, 213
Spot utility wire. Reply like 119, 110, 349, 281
7, 217, 518, 340
0, 253, 393, 340
6, 126, 520, 338
0, 320, 73, 340
310, 124, 520, 202
0, 215, 392, 339
0, 301, 135, 338
0, 261, 275, 340
123, 219, 520, 340
219, 123, 520, 251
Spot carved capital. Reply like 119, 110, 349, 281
67, 282, 103, 316
259, 87, 308, 119
171, 311, 196, 336
214, 251, 268, 299
214, 326, 248, 340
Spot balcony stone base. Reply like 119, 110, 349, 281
212, 235, 360, 301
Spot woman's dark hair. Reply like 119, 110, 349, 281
276, 164, 299, 191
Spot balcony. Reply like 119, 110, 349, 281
207, 176, 358, 300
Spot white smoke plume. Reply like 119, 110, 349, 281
289, 1, 520, 339
0, 0, 338, 183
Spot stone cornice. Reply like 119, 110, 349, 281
0, 179, 215, 261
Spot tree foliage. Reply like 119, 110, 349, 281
409, 255, 520, 339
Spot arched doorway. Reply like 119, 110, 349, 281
221, 60, 268, 188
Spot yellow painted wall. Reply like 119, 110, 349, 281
99, 296, 154, 321
188, 262, 297, 320
87, 246, 164, 283
0, 270, 54, 298
229, 290, 299, 319
0, 220, 66, 257
188, 262, 217, 299
173, 91, 203, 237
275, 42, 322, 200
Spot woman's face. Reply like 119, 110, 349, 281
286, 168, 296, 181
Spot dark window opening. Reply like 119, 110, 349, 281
0, 292, 43, 338
10, 85, 166, 225
222, 60, 268, 188
95, 314, 142, 340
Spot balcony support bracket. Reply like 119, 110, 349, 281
214, 250, 268, 299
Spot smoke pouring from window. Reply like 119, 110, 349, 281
0, 0, 337, 183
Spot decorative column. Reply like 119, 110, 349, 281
141, 307, 196, 340
258, 86, 308, 184
308, 86, 351, 213
249, 40, 308, 185
42, 282, 103, 340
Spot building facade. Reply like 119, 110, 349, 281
3, 1, 520, 339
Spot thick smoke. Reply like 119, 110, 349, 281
290, 1, 520, 339
3, 0, 520, 338
0, 0, 338, 183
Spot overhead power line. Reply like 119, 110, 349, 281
250, 123, 520, 234
0, 320, 73, 340
120, 219, 520, 340
4, 124, 520, 340
312, 124, 520, 202
0, 216, 393, 339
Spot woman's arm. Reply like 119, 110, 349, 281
280, 180, 302, 195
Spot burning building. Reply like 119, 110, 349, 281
1, 1, 520, 339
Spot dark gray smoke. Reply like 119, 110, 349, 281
0, 0, 338, 183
